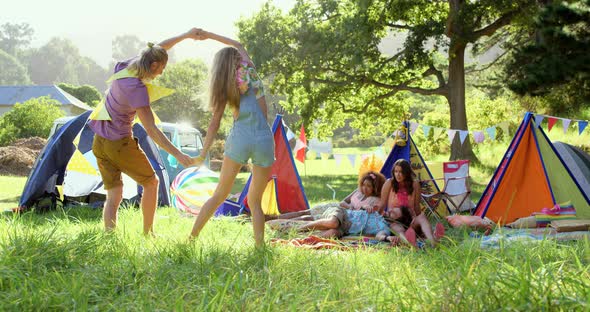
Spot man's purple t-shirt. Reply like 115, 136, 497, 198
89, 58, 150, 140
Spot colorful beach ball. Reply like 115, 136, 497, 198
170, 167, 219, 215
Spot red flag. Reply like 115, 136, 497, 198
294, 124, 307, 163
547, 117, 558, 132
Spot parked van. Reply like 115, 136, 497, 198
49, 117, 208, 180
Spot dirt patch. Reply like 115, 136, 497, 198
12, 137, 47, 151
0, 137, 46, 176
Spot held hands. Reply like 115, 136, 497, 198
191, 154, 206, 168
187, 28, 207, 41
176, 153, 195, 168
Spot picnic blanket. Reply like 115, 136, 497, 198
479, 228, 590, 249
270, 235, 390, 250
271, 235, 350, 250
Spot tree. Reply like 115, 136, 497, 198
506, 0, 590, 113
112, 35, 145, 62
0, 96, 64, 145
153, 59, 210, 128
22, 37, 108, 91
0, 22, 33, 56
111, 34, 177, 66
58, 83, 103, 107
0, 49, 31, 85
238, 0, 538, 160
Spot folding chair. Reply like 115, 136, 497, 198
421, 160, 472, 216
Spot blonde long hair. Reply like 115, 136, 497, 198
209, 47, 241, 111
127, 43, 168, 80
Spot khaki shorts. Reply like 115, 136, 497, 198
92, 135, 155, 190
321, 207, 352, 234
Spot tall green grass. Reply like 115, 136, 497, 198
0, 176, 27, 210
1, 131, 589, 310
1, 207, 588, 310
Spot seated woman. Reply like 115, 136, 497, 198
274, 171, 391, 239
379, 159, 443, 247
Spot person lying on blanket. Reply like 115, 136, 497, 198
284, 171, 392, 239
378, 159, 444, 248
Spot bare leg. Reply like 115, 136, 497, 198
248, 164, 273, 248
318, 228, 342, 238
292, 215, 314, 221
297, 216, 340, 231
411, 213, 436, 247
103, 185, 123, 231
275, 210, 312, 220
190, 157, 242, 239
140, 175, 159, 235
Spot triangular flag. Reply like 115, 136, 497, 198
547, 117, 558, 132
410, 122, 419, 135
422, 125, 432, 137
320, 153, 330, 161
435, 127, 445, 137
347, 154, 357, 167
534, 115, 545, 127
459, 130, 469, 144
89, 100, 111, 121
473, 131, 485, 143
283, 120, 296, 141
562, 119, 571, 134
145, 84, 175, 103
447, 130, 457, 144
579, 121, 588, 135
334, 154, 343, 166
294, 124, 307, 163
486, 127, 497, 140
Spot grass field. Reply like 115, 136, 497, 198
1, 140, 589, 310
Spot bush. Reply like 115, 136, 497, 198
209, 139, 225, 161
58, 83, 102, 107
0, 96, 64, 146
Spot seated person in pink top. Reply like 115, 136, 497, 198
88, 28, 203, 235
379, 159, 443, 247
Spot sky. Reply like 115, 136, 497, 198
1, 0, 296, 67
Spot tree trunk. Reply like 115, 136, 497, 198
447, 40, 479, 162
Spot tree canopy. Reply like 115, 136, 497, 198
0, 49, 31, 85
506, 0, 589, 113
0, 22, 33, 56
237, 0, 538, 160
22, 37, 108, 91
153, 59, 209, 128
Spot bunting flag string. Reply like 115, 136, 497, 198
296, 112, 588, 168
533, 113, 589, 136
